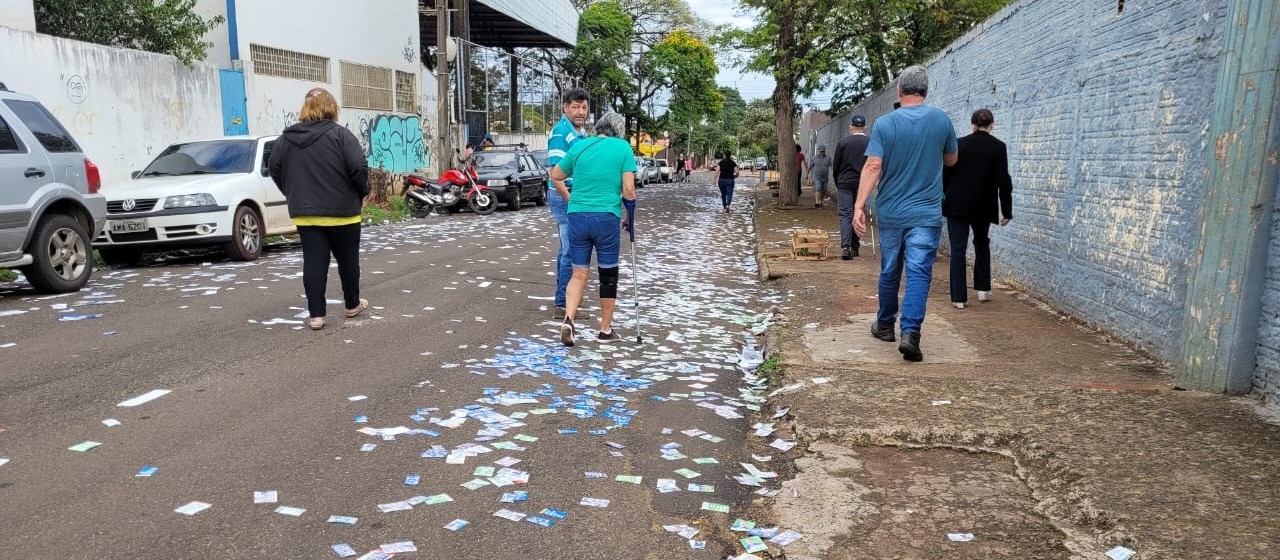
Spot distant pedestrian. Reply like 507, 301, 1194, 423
853, 65, 958, 361
684, 156, 694, 182
943, 108, 1013, 308
547, 88, 591, 319
268, 87, 370, 331
833, 115, 870, 259
809, 144, 833, 208
715, 152, 739, 213
794, 144, 805, 200
548, 112, 638, 346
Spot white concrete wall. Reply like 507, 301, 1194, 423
0, 0, 36, 32
193, 0, 232, 69
234, 0, 437, 172
0, 27, 224, 187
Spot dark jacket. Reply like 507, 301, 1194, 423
269, 120, 370, 218
942, 130, 1013, 224
832, 132, 869, 188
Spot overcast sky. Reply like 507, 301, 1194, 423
688, 0, 779, 102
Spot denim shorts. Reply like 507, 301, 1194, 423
567, 212, 620, 268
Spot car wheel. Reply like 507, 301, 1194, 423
535, 188, 547, 207
225, 204, 264, 261
23, 213, 92, 293
507, 190, 521, 211
98, 247, 144, 267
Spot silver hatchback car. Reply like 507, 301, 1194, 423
0, 83, 106, 292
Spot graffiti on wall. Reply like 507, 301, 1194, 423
361, 114, 430, 173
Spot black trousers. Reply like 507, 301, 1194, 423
947, 217, 991, 303
298, 223, 362, 317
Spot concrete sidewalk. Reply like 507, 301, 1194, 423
751, 182, 1280, 560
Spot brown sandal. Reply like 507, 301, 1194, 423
345, 299, 369, 319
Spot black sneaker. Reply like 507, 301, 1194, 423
560, 319, 576, 347
870, 321, 895, 342
850, 247, 859, 257
841, 247, 853, 260
596, 330, 621, 342
899, 332, 923, 362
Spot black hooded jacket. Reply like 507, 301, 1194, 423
269, 120, 370, 218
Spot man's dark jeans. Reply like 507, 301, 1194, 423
836, 187, 860, 249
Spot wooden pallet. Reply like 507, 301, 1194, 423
791, 228, 830, 260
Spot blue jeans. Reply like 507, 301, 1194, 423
718, 178, 735, 208
547, 187, 572, 307
876, 226, 941, 335
947, 217, 991, 303
567, 212, 621, 269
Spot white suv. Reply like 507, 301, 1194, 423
95, 136, 294, 265
0, 83, 106, 292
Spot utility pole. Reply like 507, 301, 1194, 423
436, 0, 450, 171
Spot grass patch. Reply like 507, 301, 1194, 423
758, 354, 783, 377
362, 196, 410, 225
0, 269, 17, 282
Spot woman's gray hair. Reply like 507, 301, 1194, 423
594, 111, 626, 138
898, 65, 929, 97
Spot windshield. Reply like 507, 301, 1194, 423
470, 151, 518, 170
141, 140, 255, 176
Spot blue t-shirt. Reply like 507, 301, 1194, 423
547, 114, 584, 189
865, 105, 958, 227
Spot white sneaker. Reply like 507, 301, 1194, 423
952, 302, 965, 309
977, 291, 992, 302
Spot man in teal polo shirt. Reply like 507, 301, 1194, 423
547, 88, 591, 318
548, 111, 638, 346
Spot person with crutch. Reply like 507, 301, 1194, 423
548, 112, 638, 346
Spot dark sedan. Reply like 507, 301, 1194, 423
469, 148, 548, 211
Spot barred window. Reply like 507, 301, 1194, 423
249, 44, 329, 82
340, 61, 393, 111
395, 71, 416, 113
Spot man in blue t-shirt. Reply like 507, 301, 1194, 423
853, 65, 958, 362
547, 88, 591, 319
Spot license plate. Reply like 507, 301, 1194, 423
109, 218, 149, 234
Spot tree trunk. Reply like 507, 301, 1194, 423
773, 3, 799, 207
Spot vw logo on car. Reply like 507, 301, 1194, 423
121, 198, 137, 212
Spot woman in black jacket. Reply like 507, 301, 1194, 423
268, 88, 370, 330
942, 108, 1013, 309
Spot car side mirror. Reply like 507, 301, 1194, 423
131, 170, 141, 179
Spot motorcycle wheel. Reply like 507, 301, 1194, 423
469, 191, 497, 215
405, 194, 433, 218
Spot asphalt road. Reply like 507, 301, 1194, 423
0, 177, 782, 559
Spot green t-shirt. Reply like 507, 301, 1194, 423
555, 136, 638, 217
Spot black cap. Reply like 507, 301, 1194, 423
851, 115, 866, 127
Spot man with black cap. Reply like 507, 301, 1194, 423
832, 115, 870, 259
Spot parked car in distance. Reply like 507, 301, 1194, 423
0, 83, 106, 292
468, 145, 548, 211
754, 156, 768, 171
530, 149, 549, 170
656, 159, 674, 182
640, 157, 661, 185
95, 136, 291, 265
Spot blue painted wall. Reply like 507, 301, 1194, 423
809, 0, 1277, 399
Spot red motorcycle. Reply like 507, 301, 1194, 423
404, 154, 498, 217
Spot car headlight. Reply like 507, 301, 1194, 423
486, 179, 509, 187
163, 193, 217, 208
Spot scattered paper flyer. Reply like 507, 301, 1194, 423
117, 389, 171, 407
1105, 546, 1135, 560
68, 441, 102, 452
274, 506, 305, 517
253, 491, 278, 504
580, 497, 609, 508
174, 501, 211, 516
947, 533, 975, 542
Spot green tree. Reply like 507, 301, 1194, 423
563, 1, 634, 115
34, 0, 224, 65
649, 31, 723, 127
